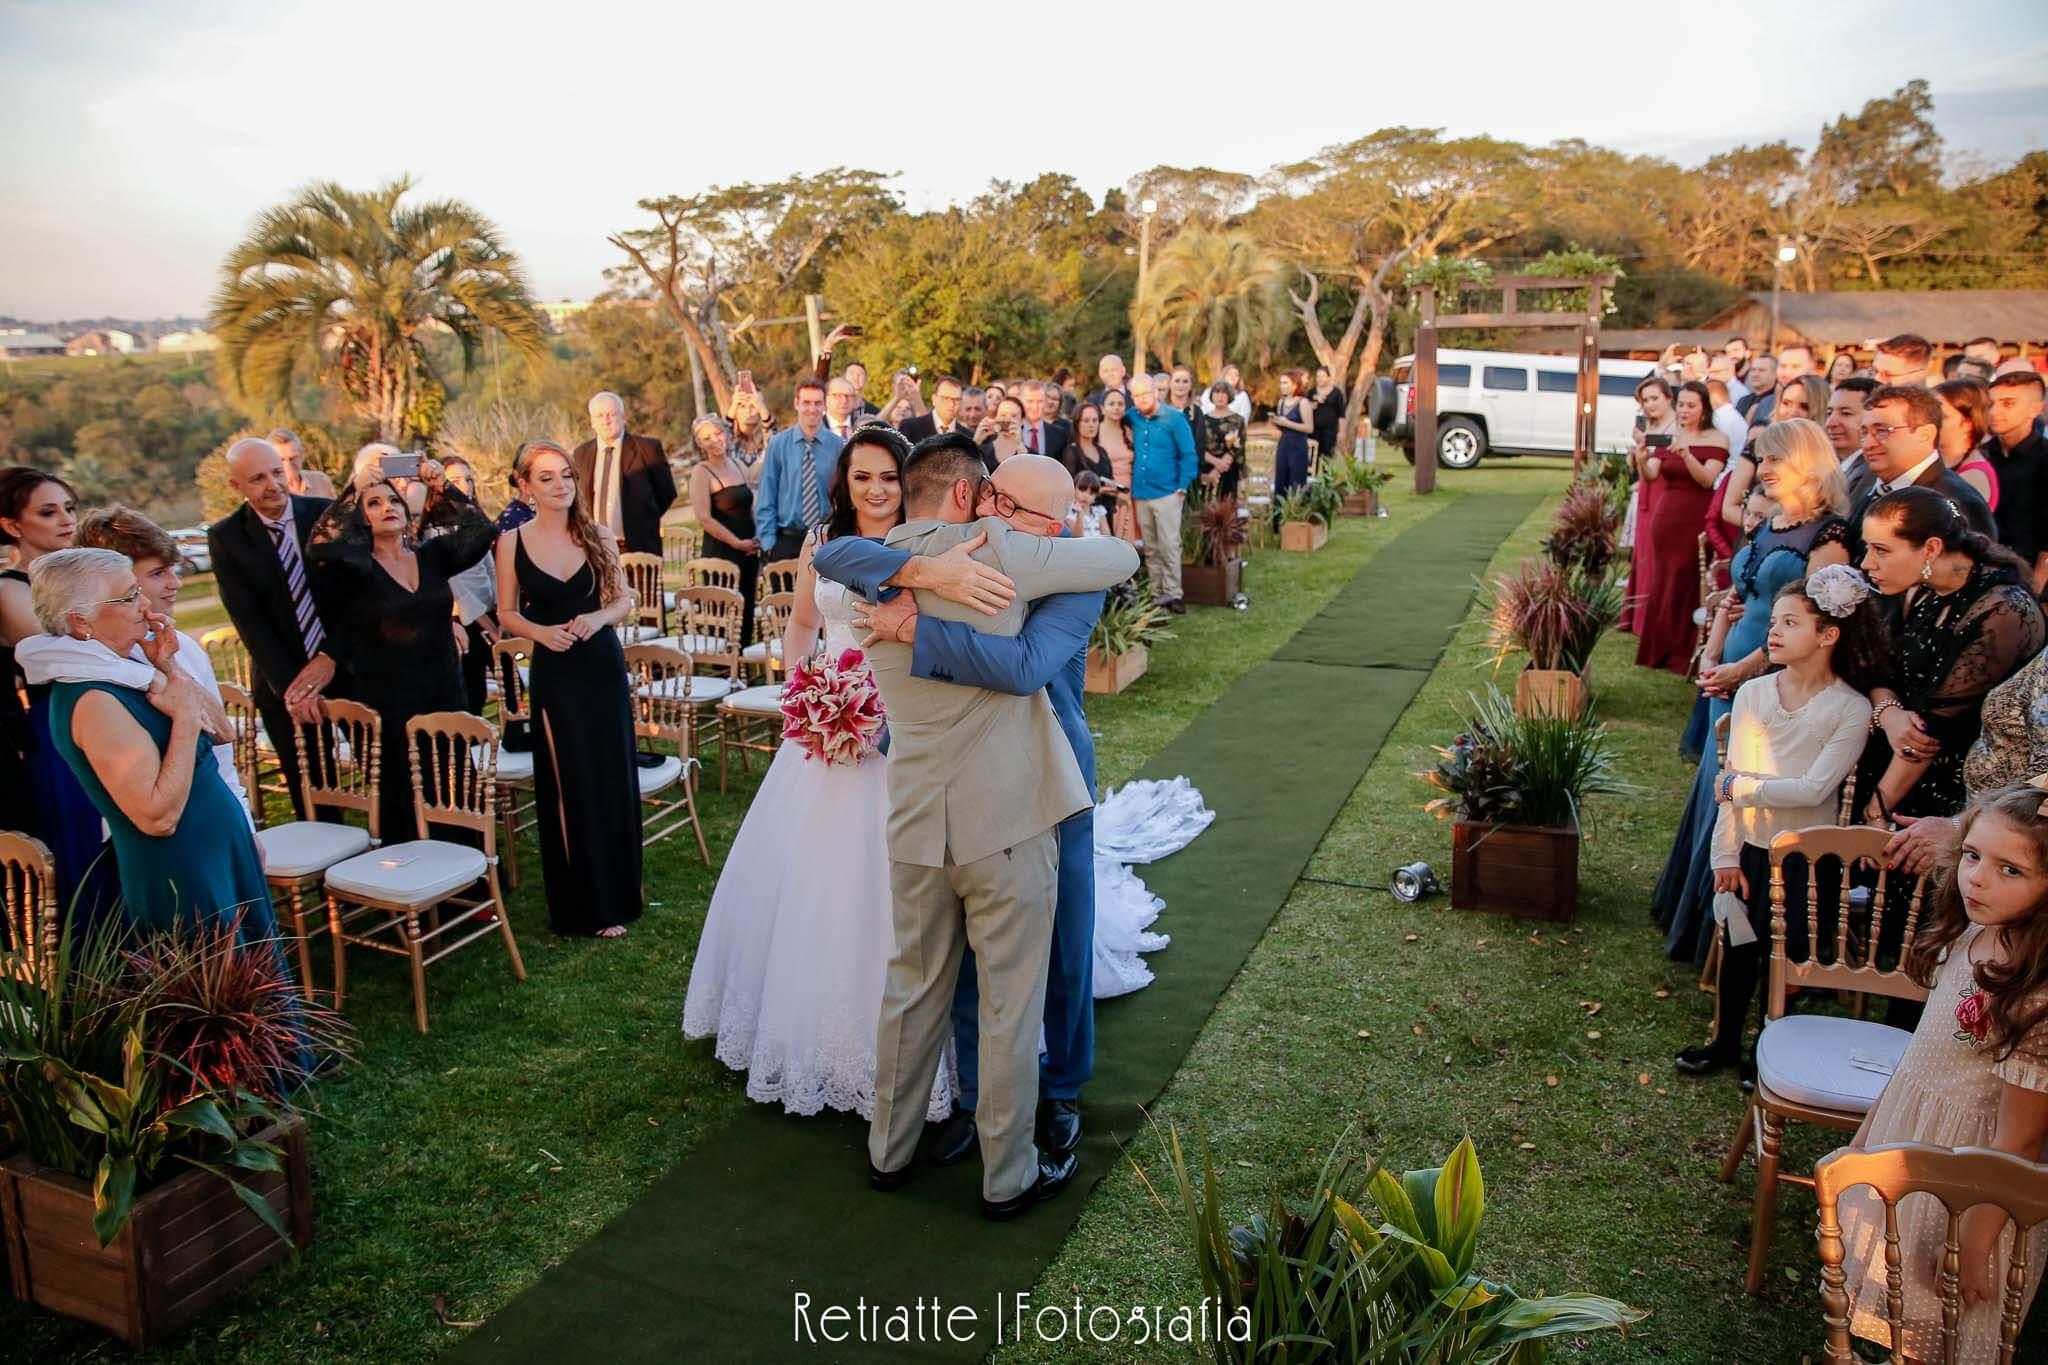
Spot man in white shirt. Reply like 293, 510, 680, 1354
1707, 380, 1749, 459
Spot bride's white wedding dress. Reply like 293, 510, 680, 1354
1090, 777, 1213, 998
681, 575, 953, 1121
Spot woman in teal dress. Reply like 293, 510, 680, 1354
1650, 420, 1852, 970
29, 547, 281, 943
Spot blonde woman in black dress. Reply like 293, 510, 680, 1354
494, 441, 643, 939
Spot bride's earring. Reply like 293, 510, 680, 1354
1921, 558, 1934, 584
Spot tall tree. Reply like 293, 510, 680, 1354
609, 169, 900, 413
1814, 79, 1943, 202
1132, 229, 1291, 378
211, 177, 545, 444
1255, 128, 1533, 445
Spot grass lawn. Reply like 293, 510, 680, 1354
7, 457, 1469, 1361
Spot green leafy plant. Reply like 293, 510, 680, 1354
0, 915, 348, 1247
1304, 478, 1346, 524
1324, 454, 1394, 497
1275, 488, 1325, 527
1091, 580, 1177, 657
1181, 487, 1248, 566
1419, 687, 1630, 830
1136, 1120, 1646, 1364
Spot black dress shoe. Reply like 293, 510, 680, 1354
1739, 1054, 1758, 1092
1164, 597, 1187, 615
928, 1109, 978, 1167
980, 1150, 1079, 1221
1673, 1044, 1740, 1076
1038, 1098, 1081, 1158
868, 1160, 914, 1192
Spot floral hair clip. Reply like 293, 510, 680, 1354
1806, 563, 1872, 619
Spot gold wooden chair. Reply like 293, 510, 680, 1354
761, 559, 799, 599
623, 644, 710, 865
206, 630, 292, 822
217, 680, 272, 828
1719, 824, 1931, 1293
200, 624, 252, 690
674, 586, 747, 784
685, 557, 742, 595
489, 638, 538, 889
661, 526, 700, 591
741, 590, 793, 683
1692, 533, 1713, 665
0, 831, 58, 988
619, 551, 668, 642
1241, 439, 1277, 551
321, 712, 525, 1034
1815, 1142, 2048, 1364
254, 699, 380, 995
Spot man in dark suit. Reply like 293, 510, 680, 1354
897, 375, 970, 444
1847, 384, 1996, 558
1016, 381, 1071, 465
573, 391, 676, 555
207, 437, 347, 821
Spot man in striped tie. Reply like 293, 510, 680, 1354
208, 438, 346, 821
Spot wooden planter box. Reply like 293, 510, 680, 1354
1, 1116, 313, 1347
1279, 520, 1329, 553
1340, 490, 1379, 517
1181, 557, 1243, 607
1085, 644, 1148, 695
1514, 668, 1589, 719
1450, 818, 1580, 922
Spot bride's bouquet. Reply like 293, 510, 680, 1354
779, 647, 886, 766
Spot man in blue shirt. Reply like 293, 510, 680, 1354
754, 377, 842, 561
1126, 372, 1198, 614
813, 455, 1107, 1169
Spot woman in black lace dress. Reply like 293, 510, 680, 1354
308, 460, 497, 843
495, 441, 642, 938
690, 416, 761, 644
1856, 486, 2045, 825
1195, 382, 1247, 497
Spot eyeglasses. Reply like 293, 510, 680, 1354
94, 586, 145, 609
1864, 422, 1919, 443
977, 480, 1059, 527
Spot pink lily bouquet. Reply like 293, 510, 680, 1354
780, 647, 887, 766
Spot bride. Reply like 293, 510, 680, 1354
681, 426, 955, 1119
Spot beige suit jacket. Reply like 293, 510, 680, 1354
865, 516, 1139, 867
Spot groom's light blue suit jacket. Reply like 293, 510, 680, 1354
809, 538, 1099, 793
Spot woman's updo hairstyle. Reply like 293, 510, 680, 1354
1865, 485, 2031, 583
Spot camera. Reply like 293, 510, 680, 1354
380, 451, 424, 480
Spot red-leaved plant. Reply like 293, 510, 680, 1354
123, 911, 351, 1106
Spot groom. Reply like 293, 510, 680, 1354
814, 458, 1108, 1175
853, 437, 1137, 1218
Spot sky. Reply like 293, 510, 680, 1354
2, 0, 2045, 321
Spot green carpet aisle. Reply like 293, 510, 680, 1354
450, 493, 1543, 1363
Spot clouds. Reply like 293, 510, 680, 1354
1, 0, 2043, 317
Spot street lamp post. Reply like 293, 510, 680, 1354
1135, 197, 1158, 375
1769, 237, 1797, 356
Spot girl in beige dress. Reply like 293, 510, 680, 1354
1839, 782, 2048, 1359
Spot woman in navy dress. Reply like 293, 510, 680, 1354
1270, 368, 1316, 498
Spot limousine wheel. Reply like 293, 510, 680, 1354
1437, 417, 1486, 470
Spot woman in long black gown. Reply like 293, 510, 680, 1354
689, 416, 761, 643
494, 441, 643, 939
307, 460, 496, 843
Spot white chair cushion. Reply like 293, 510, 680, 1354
721, 684, 786, 716
663, 591, 677, 610
256, 821, 372, 879
740, 641, 784, 661
325, 840, 488, 904
1755, 1013, 1912, 1113
673, 632, 729, 655
637, 754, 685, 796
637, 675, 736, 703
495, 747, 535, 781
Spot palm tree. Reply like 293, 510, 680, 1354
212, 177, 546, 444
1132, 229, 1293, 380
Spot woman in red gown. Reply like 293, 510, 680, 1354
1632, 379, 1727, 674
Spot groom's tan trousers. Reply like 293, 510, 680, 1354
870, 828, 1059, 1202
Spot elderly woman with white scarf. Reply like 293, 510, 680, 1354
23, 548, 279, 941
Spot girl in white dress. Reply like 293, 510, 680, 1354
682, 430, 953, 1120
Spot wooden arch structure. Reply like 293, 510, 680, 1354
1411, 273, 1617, 493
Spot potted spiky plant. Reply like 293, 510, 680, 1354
1419, 686, 1627, 921
1478, 557, 1624, 719
0, 915, 347, 1347
1275, 488, 1329, 553
1086, 580, 1174, 694
1180, 487, 1248, 607
1325, 454, 1393, 517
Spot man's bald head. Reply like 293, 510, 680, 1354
225, 438, 291, 519
986, 454, 1076, 534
